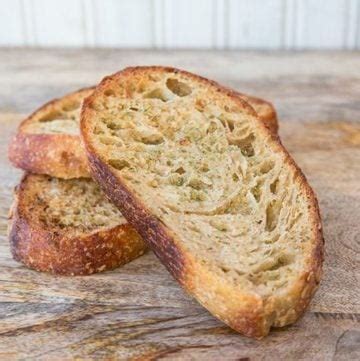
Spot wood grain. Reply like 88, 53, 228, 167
0, 49, 359, 360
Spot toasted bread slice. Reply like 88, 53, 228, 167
81, 66, 323, 338
8, 88, 93, 179
9, 173, 146, 275
8, 87, 277, 179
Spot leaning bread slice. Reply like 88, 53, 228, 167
8, 87, 277, 179
9, 173, 146, 275
81, 66, 323, 338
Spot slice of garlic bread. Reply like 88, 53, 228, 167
81, 66, 323, 338
9, 173, 146, 275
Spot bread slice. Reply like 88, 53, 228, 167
81, 66, 324, 338
9, 173, 146, 275
8, 87, 93, 179
8, 87, 277, 179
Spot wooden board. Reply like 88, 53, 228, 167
0, 49, 359, 360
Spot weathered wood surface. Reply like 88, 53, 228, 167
0, 49, 359, 360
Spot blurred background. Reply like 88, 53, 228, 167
1, 0, 359, 122
1, 0, 359, 49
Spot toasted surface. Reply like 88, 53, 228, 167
9, 173, 147, 275
8, 87, 277, 179
81, 66, 323, 338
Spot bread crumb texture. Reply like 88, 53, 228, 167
22, 90, 91, 135
21, 87, 276, 136
23, 175, 124, 233
83, 67, 323, 336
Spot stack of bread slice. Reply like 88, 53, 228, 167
8, 84, 278, 276
8, 67, 323, 338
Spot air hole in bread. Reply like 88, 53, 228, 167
200, 163, 210, 172
105, 121, 122, 130
62, 101, 80, 112
195, 99, 206, 112
265, 200, 281, 232
160, 207, 169, 215
206, 121, 218, 134
270, 179, 279, 194
227, 120, 235, 132
38, 110, 63, 122
175, 166, 186, 175
133, 126, 164, 145
144, 88, 171, 102
104, 89, 116, 97
219, 114, 235, 131
251, 182, 262, 202
108, 159, 130, 171
166, 78, 192, 97
187, 177, 210, 190
260, 161, 275, 174
228, 133, 255, 157
271, 254, 293, 271
251, 253, 293, 278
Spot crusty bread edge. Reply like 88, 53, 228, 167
239, 93, 278, 134
81, 66, 324, 337
9, 132, 90, 179
8, 87, 94, 179
8, 173, 147, 276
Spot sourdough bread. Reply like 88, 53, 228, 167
9, 173, 146, 275
81, 66, 323, 338
8, 88, 93, 179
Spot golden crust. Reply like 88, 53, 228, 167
81, 66, 324, 338
9, 132, 89, 179
8, 88, 277, 179
8, 173, 147, 276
